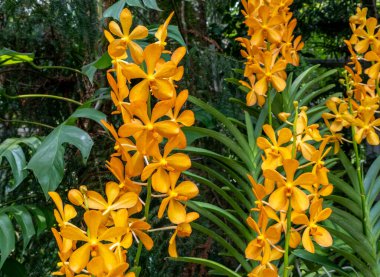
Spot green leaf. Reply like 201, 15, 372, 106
142, 0, 161, 10
0, 48, 34, 67
327, 173, 361, 204
169, 257, 241, 277
192, 161, 251, 211
1, 257, 27, 277
326, 195, 361, 218
191, 223, 252, 272
27, 206, 47, 236
149, 25, 186, 46
187, 201, 246, 252
94, 52, 112, 69
0, 138, 41, 190
0, 214, 15, 269
331, 246, 375, 277
184, 173, 247, 222
70, 108, 106, 125
337, 151, 360, 193
292, 249, 350, 276
2, 206, 35, 250
188, 96, 252, 161
184, 127, 252, 170
327, 227, 376, 267
193, 202, 252, 241
27, 125, 93, 197
81, 62, 97, 84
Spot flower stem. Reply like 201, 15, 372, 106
268, 85, 272, 127
2, 91, 82, 106
133, 178, 152, 276
283, 198, 292, 277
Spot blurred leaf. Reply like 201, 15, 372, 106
0, 214, 15, 269
169, 257, 240, 277
0, 138, 41, 190
70, 108, 106, 125
103, 0, 145, 19
142, 0, 161, 10
0, 48, 34, 67
27, 125, 93, 198
2, 206, 35, 250
27, 206, 47, 236
293, 249, 350, 276
149, 25, 186, 46
1, 257, 27, 277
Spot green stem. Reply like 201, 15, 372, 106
2, 91, 82, 106
133, 178, 152, 275
284, 102, 298, 277
28, 62, 85, 76
283, 198, 292, 277
348, 100, 369, 238
0, 118, 54, 129
267, 85, 272, 127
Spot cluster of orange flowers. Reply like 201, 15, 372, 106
237, 1, 336, 276
246, 109, 334, 276
50, 8, 199, 276
323, 7, 380, 145
237, 0, 304, 107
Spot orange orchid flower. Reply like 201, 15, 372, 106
251, 50, 288, 95
245, 216, 281, 265
87, 182, 139, 215
168, 212, 199, 257
106, 156, 144, 194
322, 98, 350, 133
60, 210, 125, 273
49, 191, 77, 227
240, 75, 266, 107
157, 172, 199, 224
108, 8, 148, 64
354, 17, 380, 53
292, 199, 332, 253
118, 101, 179, 155
129, 219, 154, 250
245, 5, 284, 46
264, 159, 316, 212
121, 43, 177, 102
257, 124, 292, 170
141, 143, 191, 193
155, 11, 175, 50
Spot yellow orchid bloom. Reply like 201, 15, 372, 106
354, 17, 380, 53
118, 101, 180, 155
264, 159, 316, 212
121, 43, 177, 102
106, 156, 144, 194
155, 12, 175, 50
251, 50, 288, 95
141, 142, 191, 193
168, 212, 199, 257
245, 5, 284, 46
292, 199, 332, 253
60, 210, 125, 273
257, 124, 292, 170
49, 191, 77, 228
245, 216, 281, 265
87, 182, 139, 215
108, 8, 148, 64
157, 172, 199, 224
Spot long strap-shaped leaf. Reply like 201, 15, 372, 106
191, 223, 252, 272
188, 96, 253, 162
169, 257, 242, 277
187, 201, 246, 252
184, 173, 247, 222
192, 161, 252, 211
